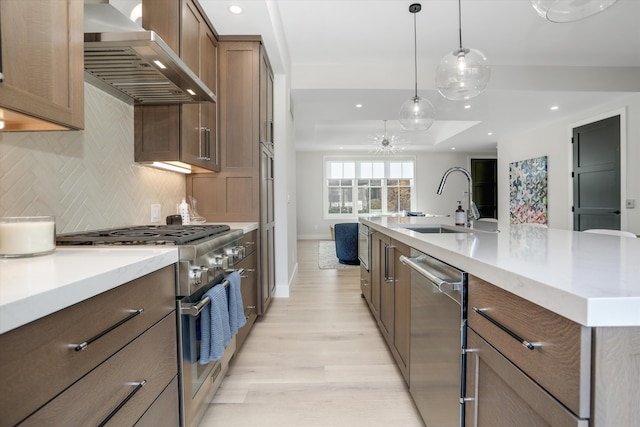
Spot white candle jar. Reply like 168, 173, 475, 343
0, 216, 56, 258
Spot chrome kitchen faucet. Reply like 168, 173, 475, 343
437, 166, 480, 228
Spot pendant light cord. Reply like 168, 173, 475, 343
413, 10, 418, 98
458, 0, 463, 49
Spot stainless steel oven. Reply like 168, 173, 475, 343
358, 223, 370, 271
178, 267, 243, 427
174, 229, 247, 427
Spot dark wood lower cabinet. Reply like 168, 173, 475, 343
465, 328, 587, 427
0, 266, 177, 426
234, 235, 258, 351
367, 229, 410, 384
22, 313, 177, 426
135, 376, 180, 427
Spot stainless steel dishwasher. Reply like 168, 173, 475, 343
400, 249, 467, 427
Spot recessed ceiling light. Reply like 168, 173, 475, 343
129, 4, 142, 23
464, 105, 471, 109
228, 5, 243, 14
339, 147, 344, 150
355, 104, 363, 108
550, 105, 559, 111
451, 147, 456, 150
487, 132, 493, 136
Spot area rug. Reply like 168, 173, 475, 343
318, 241, 358, 269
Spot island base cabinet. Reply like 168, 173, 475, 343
591, 326, 640, 427
360, 264, 371, 304
465, 328, 588, 427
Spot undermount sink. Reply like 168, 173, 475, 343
398, 224, 471, 234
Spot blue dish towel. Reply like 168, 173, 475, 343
199, 284, 231, 364
227, 271, 247, 335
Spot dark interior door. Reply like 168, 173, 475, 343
572, 115, 621, 231
471, 159, 498, 219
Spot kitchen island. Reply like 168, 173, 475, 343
362, 216, 640, 327
361, 216, 640, 426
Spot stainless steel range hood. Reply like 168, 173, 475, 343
84, 3, 215, 105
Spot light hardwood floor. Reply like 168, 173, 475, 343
198, 240, 424, 427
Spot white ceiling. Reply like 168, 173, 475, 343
199, 0, 640, 153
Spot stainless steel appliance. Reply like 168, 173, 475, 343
400, 250, 468, 426
358, 223, 370, 270
83, 3, 215, 105
57, 224, 250, 427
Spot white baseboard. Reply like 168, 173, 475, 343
273, 262, 298, 298
298, 234, 332, 240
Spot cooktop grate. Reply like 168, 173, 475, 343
56, 224, 231, 246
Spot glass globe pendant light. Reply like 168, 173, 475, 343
435, 0, 490, 101
399, 3, 435, 132
530, 0, 619, 23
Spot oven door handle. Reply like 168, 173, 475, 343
179, 296, 211, 317
180, 268, 245, 317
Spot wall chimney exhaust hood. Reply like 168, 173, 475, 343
84, 3, 215, 105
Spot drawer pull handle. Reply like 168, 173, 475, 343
472, 307, 536, 351
74, 309, 144, 352
98, 380, 147, 427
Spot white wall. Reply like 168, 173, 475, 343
295, 150, 478, 239
498, 93, 640, 234
273, 74, 298, 297
0, 84, 185, 232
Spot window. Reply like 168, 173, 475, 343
325, 157, 415, 218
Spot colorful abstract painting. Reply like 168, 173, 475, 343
509, 156, 548, 224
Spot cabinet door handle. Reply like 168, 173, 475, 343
463, 348, 479, 427
472, 307, 537, 350
244, 305, 256, 319
198, 127, 206, 159
198, 127, 212, 160
98, 380, 147, 427
269, 120, 274, 144
205, 127, 212, 160
213, 127, 219, 164
384, 244, 395, 282
242, 268, 256, 279
74, 309, 144, 351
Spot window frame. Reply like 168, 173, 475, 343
323, 156, 417, 220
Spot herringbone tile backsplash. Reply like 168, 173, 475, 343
0, 84, 185, 233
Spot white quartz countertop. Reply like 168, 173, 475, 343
0, 247, 179, 334
361, 216, 640, 327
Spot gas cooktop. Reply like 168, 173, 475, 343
56, 224, 231, 246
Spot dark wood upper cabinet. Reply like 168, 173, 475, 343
187, 37, 275, 314
135, 0, 220, 173
0, 0, 84, 131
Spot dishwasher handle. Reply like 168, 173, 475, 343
399, 255, 462, 292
